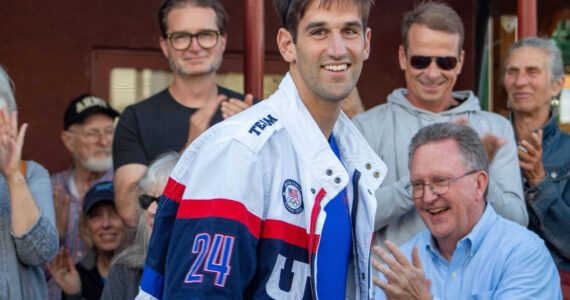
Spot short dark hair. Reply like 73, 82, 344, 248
159, 0, 228, 37
274, 0, 375, 43
408, 122, 488, 174
401, 2, 464, 55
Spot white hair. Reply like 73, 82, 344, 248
0, 65, 17, 113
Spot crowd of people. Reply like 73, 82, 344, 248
0, 0, 568, 299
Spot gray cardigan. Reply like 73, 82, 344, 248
0, 161, 58, 300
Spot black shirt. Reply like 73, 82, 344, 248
112, 87, 247, 170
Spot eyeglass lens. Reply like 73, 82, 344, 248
169, 31, 219, 50
410, 180, 450, 199
408, 170, 479, 199
410, 55, 458, 70
70, 128, 114, 143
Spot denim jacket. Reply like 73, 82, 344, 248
516, 113, 570, 272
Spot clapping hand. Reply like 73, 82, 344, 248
221, 93, 254, 119
0, 107, 27, 180
453, 117, 506, 164
46, 248, 81, 295
372, 241, 432, 300
518, 130, 546, 187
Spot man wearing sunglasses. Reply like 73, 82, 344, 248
371, 123, 561, 299
352, 2, 526, 250
113, 0, 255, 227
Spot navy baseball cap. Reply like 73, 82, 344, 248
83, 181, 115, 214
64, 94, 119, 130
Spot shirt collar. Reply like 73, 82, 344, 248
460, 203, 497, 255
508, 110, 560, 149
426, 203, 498, 258
539, 112, 560, 149
273, 73, 387, 196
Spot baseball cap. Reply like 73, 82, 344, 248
64, 94, 119, 130
83, 181, 115, 214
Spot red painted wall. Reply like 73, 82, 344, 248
0, 0, 475, 174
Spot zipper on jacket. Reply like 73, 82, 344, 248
308, 188, 326, 300
350, 170, 364, 296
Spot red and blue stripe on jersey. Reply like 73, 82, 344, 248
140, 177, 322, 299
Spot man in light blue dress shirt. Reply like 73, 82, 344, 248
372, 122, 561, 299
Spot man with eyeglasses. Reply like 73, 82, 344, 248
371, 122, 561, 299
352, 2, 526, 250
113, 0, 254, 227
48, 93, 119, 300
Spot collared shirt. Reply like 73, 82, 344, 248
375, 205, 562, 299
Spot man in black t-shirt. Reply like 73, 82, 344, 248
113, 0, 253, 227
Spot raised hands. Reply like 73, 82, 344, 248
46, 248, 81, 295
518, 130, 546, 187
187, 94, 228, 145
0, 107, 42, 235
372, 241, 432, 300
453, 117, 506, 164
0, 107, 27, 180
221, 93, 254, 119
183, 93, 254, 151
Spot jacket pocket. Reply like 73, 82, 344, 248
544, 164, 570, 182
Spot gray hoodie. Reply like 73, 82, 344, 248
352, 88, 526, 247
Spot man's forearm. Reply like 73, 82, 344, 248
114, 164, 148, 227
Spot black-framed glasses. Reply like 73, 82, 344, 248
138, 194, 161, 210
406, 170, 480, 199
167, 30, 220, 50
409, 55, 458, 70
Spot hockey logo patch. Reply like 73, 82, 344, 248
282, 179, 303, 214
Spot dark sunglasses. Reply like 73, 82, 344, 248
138, 194, 161, 210
409, 55, 458, 70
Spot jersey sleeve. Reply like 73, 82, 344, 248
138, 134, 264, 299
113, 105, 149, 170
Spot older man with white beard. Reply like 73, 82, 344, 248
46, 94, 119, 300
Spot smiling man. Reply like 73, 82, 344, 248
136, 0, 387, 299
352, 2, 526, 250
113, 0, 254, 228
48, 94, 118, 300
371, 122, 561, 299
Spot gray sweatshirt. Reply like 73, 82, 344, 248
352, 88, 526, 247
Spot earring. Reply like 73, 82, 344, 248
551, 97, 559, 107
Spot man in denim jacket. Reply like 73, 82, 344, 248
504, 37, 570, 275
